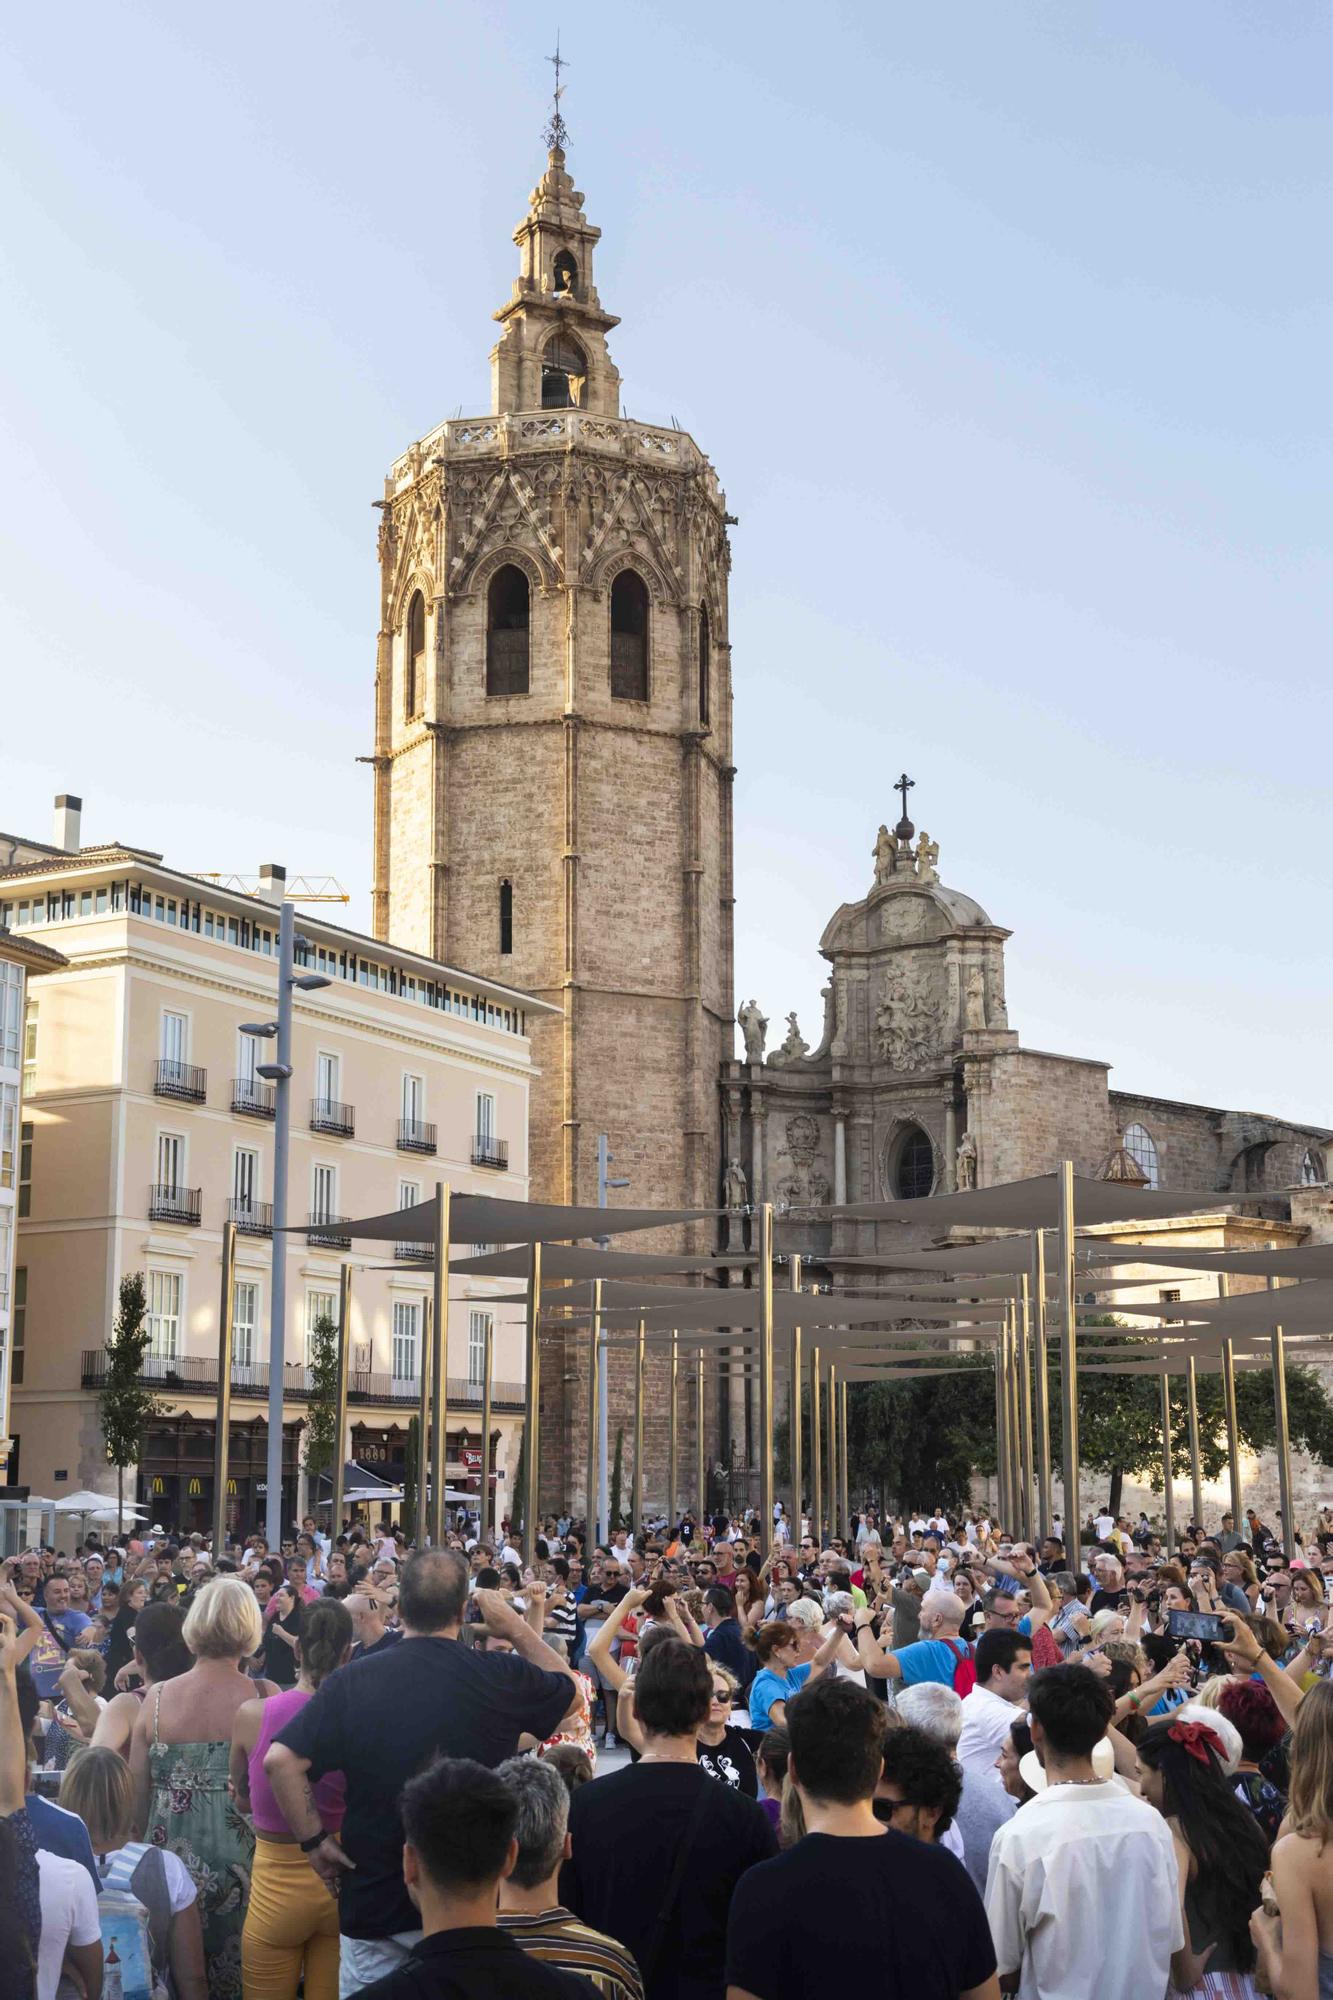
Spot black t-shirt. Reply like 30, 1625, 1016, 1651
561, 1762, 776, 2000
725, 1829, 996, 2000
1089, 1588, 1129, 1614
277, 1636, 572, 1938
696, 1727, 758, 1799
264, 1606, 301, 1687
355, 1927, 595, 1999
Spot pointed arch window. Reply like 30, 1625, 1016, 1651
698, 603, 711, 727
610, 570, 649, 701
405, 591, 426, 720
487, 566, 531, 696
542, 334, 586, 409
1123, 1122, 1160, 1188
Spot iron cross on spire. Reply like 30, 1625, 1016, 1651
544, 32, 570, 152
893, 771, 916, 841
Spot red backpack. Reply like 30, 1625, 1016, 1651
943, 1637, 975, 1697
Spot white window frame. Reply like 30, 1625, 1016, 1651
147, 1269, 182, 1362
236, 1029, 259, 1088
399, 1178, 421, 1211
156, 1130, 186, 1193
316, 1050, 340, 1109
392, 1300, 420, 1385
402, 1073, 425, 1125
232, 1280, 259, 1372
233, 1146, 260, 1210
467, 1309, 491, 1389
312, 1161, 337, 1221
0, 1082, 17, 1191
475, 1091, 496, 1146
0, 962, 22, 1069
160, 1010, 189, 1065
306, 1288, 337, 1369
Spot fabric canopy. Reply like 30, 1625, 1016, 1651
1077, 1240, 1333, 1280
449, 1244, 753, 1279
823, 1173, 1237, 1229
295, 1194, 719, 1246
535, 1295, 1011, 1332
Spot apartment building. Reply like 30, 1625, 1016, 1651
2, 798, 552, 1532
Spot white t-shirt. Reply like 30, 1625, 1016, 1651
98, 1843, 197, 1916
1094, 1513, 1116, 1540
37, 1850, 100, 2000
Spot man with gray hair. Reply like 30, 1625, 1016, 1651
496, 1755, 645, 1999
896, 1680, 1017, 1898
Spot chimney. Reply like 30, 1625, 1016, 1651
257, 862, 287, 906
53, 794, 82, 853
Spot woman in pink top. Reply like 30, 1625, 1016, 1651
230, 1597, 352, 2000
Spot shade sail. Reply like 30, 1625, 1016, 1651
1078, 1241, 1333, 1280
449, 1244, 753, 1279
824, 1173, 1237, 1229
294, 1194, 719, 1246
536, 1295, 1011, 1332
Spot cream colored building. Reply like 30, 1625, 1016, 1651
2, 799, 552, 1533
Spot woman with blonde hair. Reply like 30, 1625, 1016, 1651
695, 1658, 760, 1797
60, 1746, 208, 1999
1251, 1679, 1333, 1997
129, 1576, 277, 2000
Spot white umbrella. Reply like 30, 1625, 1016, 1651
54, 1491, 123, 1513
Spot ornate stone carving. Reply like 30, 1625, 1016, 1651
964, 964, 987, 1030
769, 1013, 808, 1065
956, 1131, 978, 1190
784, 1114, 819, 1166
724, 1158, 749, 1209
875, 961, 948, 1071
873, 824, 898, 886
737, 998, 767, 1063
915, 831, 940, 882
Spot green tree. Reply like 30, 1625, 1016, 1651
100, 1272, 162, 1534
302, 1313, 341, 1511
609, 1426, 625, 1531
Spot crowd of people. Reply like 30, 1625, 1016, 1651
8, 1493, 1333, 1996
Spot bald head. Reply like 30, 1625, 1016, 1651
920, 1590, 966, 1635
398, 1548, 468, 1634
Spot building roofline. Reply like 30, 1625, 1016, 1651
0, 927, 69, 972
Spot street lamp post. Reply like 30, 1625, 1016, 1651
241, 896, 330, 1550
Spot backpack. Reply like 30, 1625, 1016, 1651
97, 1843, 171, 2000
944, 1637, 975, 1698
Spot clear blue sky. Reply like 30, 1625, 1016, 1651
2, 4, 1329, 1125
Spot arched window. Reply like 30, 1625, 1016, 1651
1303, 1147, 1326, 1186
486, 566, 530, 697
499, 879, 513, 956
405, 591, 426, 719
892, 1125, 935, 1200
541, 333, 586, 409
610, 570, 649, 701
553, 250, 578, 296
698, 603, 711, 727
1122, 1122, 1159, 1188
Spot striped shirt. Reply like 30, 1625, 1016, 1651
499, 1905, 644, 2000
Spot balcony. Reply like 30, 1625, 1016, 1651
471, 1134, 509, 1171
80, 1350, 527, 1411
307, 1211, 351, 1249
310, 1097, 355, 1138
397, 1117, 437, 1155
232, 1077, 276, 1119
149, 1183, 202, 1227
395, 1241, 434, 1263
155, 1059, 206, 1104
227, 1198, 274, 1237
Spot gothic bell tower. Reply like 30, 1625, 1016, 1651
369, 133, 736, 1505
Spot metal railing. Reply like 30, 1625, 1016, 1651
227, 1198, 274, 1237
231, 1077, 276, 1119
307, 1211, 352, 1249
395, 1241, 433, 1263
148, 1183, 202, 1226
154, 1059, 206, 1103
79, 1350, 526, 1410
471, 1134, 509, 1171
310, 1097, 355, 1137
396, 1118, 437, 1155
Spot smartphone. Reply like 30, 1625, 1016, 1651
1167, 1608, 1230, 1644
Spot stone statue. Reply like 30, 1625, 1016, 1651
956, 1131, 978, 1191
916, 831, 940, 881
724, 1158, 749, 1209
737, 998, 768, 1063
964, 964, 987, 1030
873, 823, 898, 886
776, 1012, 809, 1062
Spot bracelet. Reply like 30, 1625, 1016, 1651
299, 1829, 329, 1854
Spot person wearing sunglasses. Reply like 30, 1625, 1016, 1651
696, 1664, 759, 1797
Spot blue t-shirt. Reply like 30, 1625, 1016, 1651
24, 1794, 99, 1893
894, 1638, 969, 1688
749, 1662, 811, 1730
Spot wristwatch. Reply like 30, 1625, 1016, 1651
299, 1829, 329, 1853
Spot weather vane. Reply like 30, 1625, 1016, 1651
544, 32, 569, 152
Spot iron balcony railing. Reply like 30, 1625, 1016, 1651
231, 1077, 276, 1119
79, 1350, 526, 1410
227, 1198, 274, 1237
308, 1211, 352, 1249
149, 1183, 202, 1226
395, 1241, 433, 1263
397, 1118, 437, 1155
471, 1134, 509, 1171
310, 1097, 355, 1137
154, 1059, 206, 1103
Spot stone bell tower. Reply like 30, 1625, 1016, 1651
369, 133, 736, 1506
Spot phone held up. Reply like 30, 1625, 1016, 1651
1166, 1607, 1231, 1645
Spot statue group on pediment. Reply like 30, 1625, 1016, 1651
875, 961, 948, 1072
872, 824, 940, 888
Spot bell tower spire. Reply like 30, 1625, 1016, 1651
490, 51, 621, 417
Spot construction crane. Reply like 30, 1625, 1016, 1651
192, 873, 350, 904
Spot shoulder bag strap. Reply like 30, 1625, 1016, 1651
41, 1610, 73, 1655
638, 1778, 715, 1986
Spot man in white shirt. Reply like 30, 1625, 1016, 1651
985, 1664, 1181, 2000
1093, 1507, 1116, 1542
37, 1848, 102, 2000
957, 1629, 1032, 1779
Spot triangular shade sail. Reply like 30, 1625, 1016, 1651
293, 1195, 719, 1246
449, 1244, 754, 1279
1078, 1240, 1333, 1280
824, 1174, 1237, 1229
535, 1295, 1011, 1331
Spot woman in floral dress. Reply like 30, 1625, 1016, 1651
130, 1577, 276, 2000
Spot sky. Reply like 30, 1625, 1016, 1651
1, 4, 1329, 1125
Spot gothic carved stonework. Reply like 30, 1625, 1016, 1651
784, 1114, 819, 1166
875, 957, 949, 1071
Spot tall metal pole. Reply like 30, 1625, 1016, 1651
632, 1317, 646, 1533
1018, 1276, 1035, 1543
1186, 1354, 1204, 1531
1032, 1231, 1053, 1543
810, 1346, 823, 1543
1269, 1274, 1294, 1553
758, 1203, 775, 1541
523, 1241, 542, 1558
827, 1361, 839, 1536
789, 1255, 803, 1540
839, 1378, 850, 1542
1057, 1160, 1080, 1564
668, 1330, 679, 1527
330, 1262, 352, 1543
585, 1282, 601, 1544
480, 1306, 494, 1546
212, 1221, 236, 1556
416, 1296, 432, 1544
1007, 1305, 1024, 1535
695, 1346, 706, 1526
429, 1183, 451, 1545
264, 898, 295, 1547
596, 1137, 627, 1547
1159, 1370, 1175, 1556
1219, 1273, 1242, 1529
995, 1332, 1012, 1528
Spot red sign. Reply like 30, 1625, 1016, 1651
461, 1447, 484, 1472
